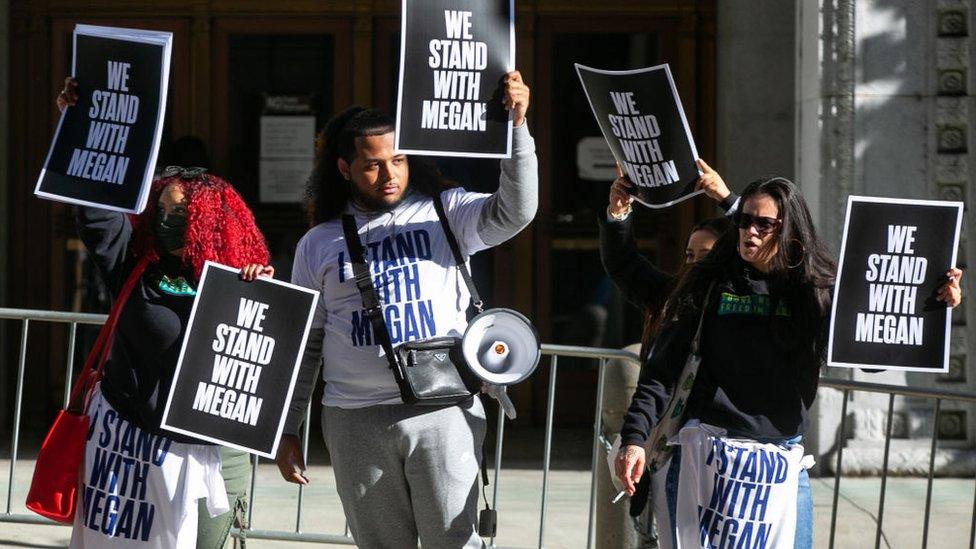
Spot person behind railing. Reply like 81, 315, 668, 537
58, 79, 274, 548
612, 175, 962, 548
275, 72, 536, 548
600, 160, 733, 544
601, 159, 736, 362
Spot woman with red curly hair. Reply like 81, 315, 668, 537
69, 166, 273, 548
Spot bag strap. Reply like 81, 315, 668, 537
340, 194, 485, 363
67, 256, 150, 412
341, 215, 401, 371
688, 281, 717, 355
432, 194, 483, 313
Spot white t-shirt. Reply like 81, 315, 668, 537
291, 188, 489, 408
70, 386, 228, 548
674, 422, 804, 549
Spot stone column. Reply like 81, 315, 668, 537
716, 0, 797, 189
796, 0, 858, 475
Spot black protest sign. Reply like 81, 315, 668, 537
575, 63, 702, 209
828, 196, 963, 372
394, 0, 514, 158
35, 25, 171, 213
161, 262, 319, 457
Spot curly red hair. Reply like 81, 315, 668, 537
130, 174, 269, 278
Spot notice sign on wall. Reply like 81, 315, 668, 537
35, 24, 172, 213
259, 115, 315, 203
828, 196, 963, 372
576, 63, 701, 209
394, 0, 514, 158
161, 262, 319, 457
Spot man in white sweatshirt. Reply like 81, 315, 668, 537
277, 71, 537, 548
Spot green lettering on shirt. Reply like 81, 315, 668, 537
717, 292, 789, 317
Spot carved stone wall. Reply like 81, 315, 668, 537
931, 0, 974, 453
806, 0, 976, 474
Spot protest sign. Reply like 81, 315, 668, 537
161, 262, 319, 457
575, 63, 702, 208
828, 196, 963, 372
35, 25, 172, 213
394, 0, 514, 158
675, 424, 807, 548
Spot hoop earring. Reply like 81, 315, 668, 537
787, 238, 806, 269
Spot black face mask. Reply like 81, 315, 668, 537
154, 212, 187, 252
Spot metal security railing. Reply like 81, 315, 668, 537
233, 343, 638, 548
816, 378, 976, 549
1, 306, 975, 549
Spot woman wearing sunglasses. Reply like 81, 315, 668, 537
58, 79, 272, 548
613, 176, 963, 547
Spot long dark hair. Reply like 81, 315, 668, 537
305, 106, 457, 224
638, 216, 731, 358
656, 177, 836, 356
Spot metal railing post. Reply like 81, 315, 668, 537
538, 355, 558, 549
874, 393, 895, 549
922, 398, 941, 548
63, 322, 78, 407
248, 453, 258, 530
970, 466, 976, 548
296, 403, 312, 532
490, 399, 505, 548
586, 358, 608, 549
7, 319, 29, 514
828, 389, 850, 549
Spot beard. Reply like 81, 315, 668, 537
350, 184, 409, 212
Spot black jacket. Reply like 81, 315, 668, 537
77, 206, 207, 444
598, 193, 740, 313
619, 260, 826, 445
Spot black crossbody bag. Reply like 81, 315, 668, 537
341, 195, 483, 406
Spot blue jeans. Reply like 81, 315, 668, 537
665, 439, 813, 548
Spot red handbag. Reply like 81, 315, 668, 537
25, 257, 148, 523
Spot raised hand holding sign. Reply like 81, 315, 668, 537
576, 63, 702, 209
36, 25, 172, 213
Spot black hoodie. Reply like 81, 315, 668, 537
619, 259, 823, 445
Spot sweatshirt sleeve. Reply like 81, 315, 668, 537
75, 206, 133, 291
475, 123, 539, 247
720, 192, 740, 214
598, 211, 673, 311
619, 365, 673, 447
284, 235, 325, 436
618, 316, 696, 447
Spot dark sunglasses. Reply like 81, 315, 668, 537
733, 212, 782, 234
161, 165, 209, 181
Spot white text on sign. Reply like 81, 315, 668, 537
422, 10, 488, 132
855, 225, 927, 346
192, 297, 275, 426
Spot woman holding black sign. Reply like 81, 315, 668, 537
601, 159, 736, 359
58, 81, 273, 548
612, 176, 961, 547
600, 159, 733, 540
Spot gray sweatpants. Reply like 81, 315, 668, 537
323, 396, 487, 549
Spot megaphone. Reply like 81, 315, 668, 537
461, 308, 541, 385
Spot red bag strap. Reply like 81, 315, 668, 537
67, 256, 150, 412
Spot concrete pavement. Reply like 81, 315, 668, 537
1, 457, 974, 548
